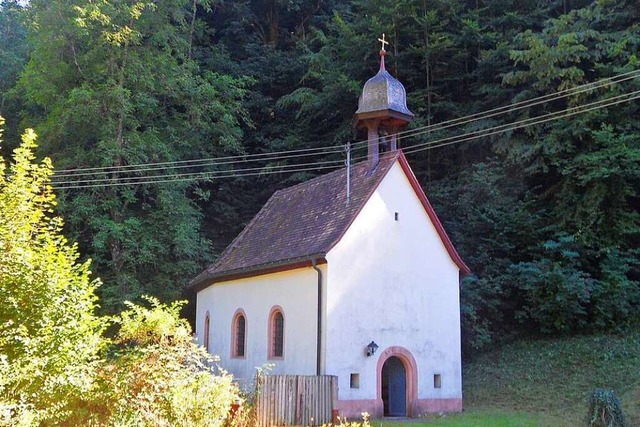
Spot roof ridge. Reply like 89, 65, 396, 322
190, 150, 434, 290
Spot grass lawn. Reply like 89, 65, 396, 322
369, 331, 640, 426
373, 408, 563, 426
462, 332, 640, 425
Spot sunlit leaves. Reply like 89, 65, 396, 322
91, 297, 239, 427
0, 122, 106, 424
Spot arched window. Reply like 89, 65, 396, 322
203, 311, 211, 353
231, 310, 247, 358
269, 307, 284, 359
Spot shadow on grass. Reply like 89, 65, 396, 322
370, 408, 571, 427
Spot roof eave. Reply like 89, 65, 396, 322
354, 109, 414, 127
189, 254, 327, 293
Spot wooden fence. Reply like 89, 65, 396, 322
256, 375, 338, 426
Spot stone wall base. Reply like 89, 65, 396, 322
335, 398, 462, 420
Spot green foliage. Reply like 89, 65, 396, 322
495, 0, 640, 340
0, 1, 28, 100
0, 121, 106, 425
1, 0, 639, 352
588, 389, 627, 427
0, 119, 239, 425
116, 296, 192, 347
0, 0, 29, 154
84, 297, 238, 427
510, 235, 597, 333
17, 0, 250, 312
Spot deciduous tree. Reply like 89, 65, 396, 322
19, 0, 250, 312
0, 119, 105, 424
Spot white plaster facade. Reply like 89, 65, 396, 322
195, 157, 464, 417
324, 161, 462, 416
196, 267, 321, 382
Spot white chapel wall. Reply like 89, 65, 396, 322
325, 160, 462, 402
196, 267, 321, 384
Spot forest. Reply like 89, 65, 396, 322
0, 0, 638, 356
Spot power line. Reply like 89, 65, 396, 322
50, 158, 345, 186
401, 88, 640, 153
51, 69, 640, 180
404, 90, 640, 155
53, 145, 346, 179
52, 90, 640, 188
53, 144, 345, 176
394, 68, 640, 140
50, 155, 347, 184
52, 164, 344, 190
51, 87, 639, 189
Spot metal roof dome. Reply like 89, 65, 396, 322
355, 48, 414, 124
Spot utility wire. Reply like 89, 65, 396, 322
52, 90, 640, 188
52, 88, 640, 189
52, 164, 343, 190
302, 90, 640, 159
393, 68, 640, 140
52, 69, 640, 179
50, 153, 345, 183
51, 158, 345, 186
53, 145, 345, 177
403, 89, 640, 155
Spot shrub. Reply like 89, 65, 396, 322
587, 388, 626, 427
321, 412, 371, 427
0, 123, 105, 425
0, 121, 239, 426
89, 297, 240, 427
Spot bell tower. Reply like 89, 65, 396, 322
354, 34, 414, 170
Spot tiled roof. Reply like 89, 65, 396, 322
191, 153, 397, 288
191, 151, 469, 289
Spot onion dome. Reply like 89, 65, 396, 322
355, 38, 414, 128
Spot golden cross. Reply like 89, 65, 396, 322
378, 33, 389, 51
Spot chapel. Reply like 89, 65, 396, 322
191, 36, 469, 419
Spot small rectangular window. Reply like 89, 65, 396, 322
394, 212, 399, 221
350, 373, 360, 389
434, 374, 442, 389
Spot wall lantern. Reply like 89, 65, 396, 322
365, 341, 379, 357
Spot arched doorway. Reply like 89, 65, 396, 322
382, 356, 406, 416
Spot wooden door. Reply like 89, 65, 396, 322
382, 356, 406, 416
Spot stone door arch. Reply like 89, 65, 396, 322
376, 346, 418, 417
